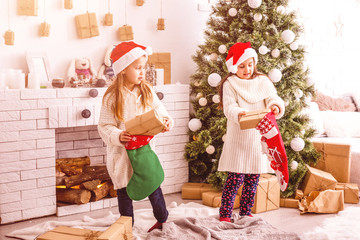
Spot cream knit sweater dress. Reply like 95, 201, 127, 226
218, 75, 285, 174
97, 86, 172, 190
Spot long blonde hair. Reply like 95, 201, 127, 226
103, 73, 153, 122
217, 65, 264, 110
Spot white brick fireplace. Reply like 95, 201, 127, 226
0, 84, 189, 224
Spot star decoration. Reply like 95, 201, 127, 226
334, 15, 344, 37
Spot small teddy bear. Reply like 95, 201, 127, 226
97, 45, 116, 86
67, 57, 97, 87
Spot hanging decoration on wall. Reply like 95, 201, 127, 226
104, 0, 113, 26
39, 0, 51, 37
75, 0, 100, 39
64, 0, 73, 9
334, 15, 344, 37
17, 0, 38, 16
4, 0, 14, 45
136, 0, 144, 6
157, 0, 165, 31
118, 0, 134, 41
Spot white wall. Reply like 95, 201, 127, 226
289, 0, 360, 96
1, 0, 360, 94
0, 0, 209, 84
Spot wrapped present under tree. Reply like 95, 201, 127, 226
301, 165, 337, 196
312, 141, 351, 183
251, 174, 280, 213
202, 191, 240, 209
181, 182, 217, 200
335, 183, 359, 204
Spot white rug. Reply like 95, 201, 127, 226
302, 206, 360, 240
6, 202, 220, 240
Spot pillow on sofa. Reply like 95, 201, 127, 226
320, 111, 360, 137
314, 91, 357, 112
306, 102, 325, 137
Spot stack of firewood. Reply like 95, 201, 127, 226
56, 156, 117, 205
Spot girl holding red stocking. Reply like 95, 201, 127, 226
98, 41, 173, 232
217, 42, 285, 222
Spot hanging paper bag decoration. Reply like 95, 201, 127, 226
4, 30, 14, 45
75, 13, 100, 39
39, 22, 50, 37
118, 25, 134, 41
136, 0, 144, 6
125, 135, 165, 201
148, 53, 171, 84
17, 0, 38, 16
157, 18, 165, 31
64, 0, 73, 9
104, 13, 113, 26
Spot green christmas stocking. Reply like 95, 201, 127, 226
125, 135, 164, 201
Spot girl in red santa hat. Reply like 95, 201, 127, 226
217, 42, 285, 222
98, 41, 173, 232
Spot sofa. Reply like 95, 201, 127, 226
307, 91, 360, 187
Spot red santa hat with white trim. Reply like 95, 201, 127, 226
110, 41, 152, 75
225, 42, 258, 74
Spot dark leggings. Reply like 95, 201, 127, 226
117, 186, 168, 225
219, 172, 260, 218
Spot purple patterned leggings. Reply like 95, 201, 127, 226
219, 172, 260, 218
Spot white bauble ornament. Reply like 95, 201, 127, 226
248, 0, 262, 9
228, 8, 237, 17
222, 134, 226, 142
259, 45, 269, 55
291, 137, 305, 152
281, 30, 295, 44
268, 68, 282, 82
208, 73, 221, 87
254, 13, 262, 22
212, 94, 220, 103
290, 161, 298, 171
218, 45, 227, 54
210, 53, 218, 61
276, 5, 285, 14
271, 48, 280, 58
306, 77, 315, 86
289, 41, 299, 51
199, 97, 207, 106
206, 145, 215, 154
294, 89, 303, 99
188, 118, 202, 131
301, 129, 306, 135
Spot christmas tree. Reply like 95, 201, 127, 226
185, 0, 320, 198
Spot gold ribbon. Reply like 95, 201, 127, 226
84, 231, 101, 240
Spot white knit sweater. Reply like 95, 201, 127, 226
217, 75, 285, 174
97, 86, 172, 189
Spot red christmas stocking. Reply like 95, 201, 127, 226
256, 112, 289, 191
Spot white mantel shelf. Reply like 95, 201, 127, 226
0, 84, 190, 224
